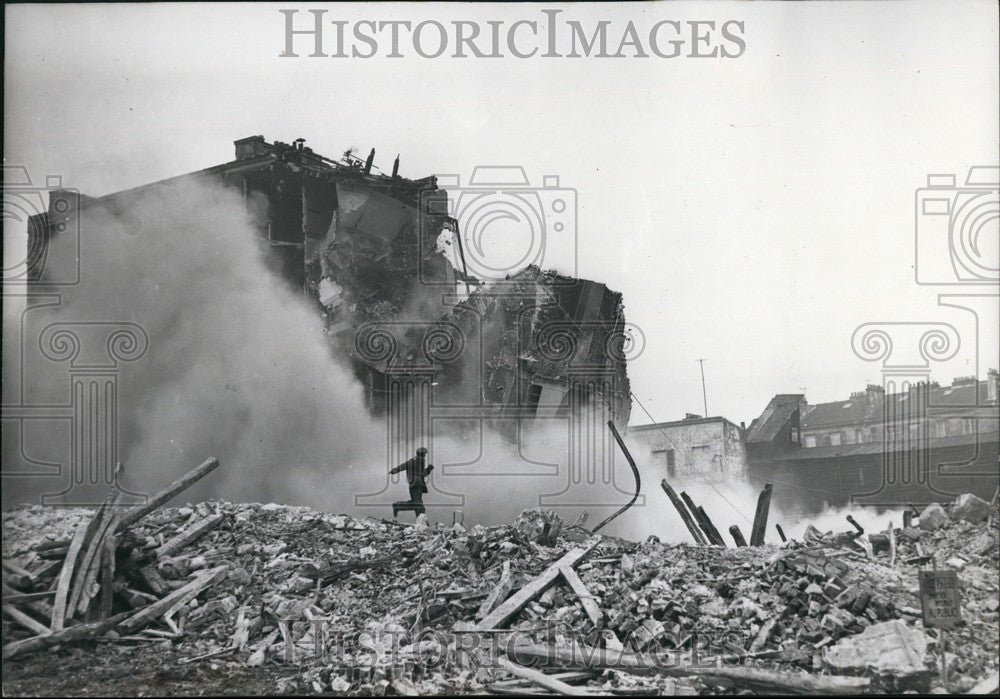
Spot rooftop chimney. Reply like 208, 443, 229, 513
234, 135, 268, 160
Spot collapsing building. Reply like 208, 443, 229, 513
27, 136, 632, 440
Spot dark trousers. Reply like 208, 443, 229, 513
394, 485, 426, 517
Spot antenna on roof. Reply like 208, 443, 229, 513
697, 358, 708, 417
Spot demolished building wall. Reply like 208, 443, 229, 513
25, 136, 633, 449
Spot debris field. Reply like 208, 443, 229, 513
2, 458, 999, 696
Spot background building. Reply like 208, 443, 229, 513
799, 372, 999, 448
627, 415, 747, 485
745, 376, 999, 510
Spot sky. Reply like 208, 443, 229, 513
4, 0, 999, 429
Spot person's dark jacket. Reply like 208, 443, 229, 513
390, 456, 434, 492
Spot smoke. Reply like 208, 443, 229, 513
615, 451, 907, 545
5, 177, 642, 526
5, 176, 901, 542
7, 178, 390, 509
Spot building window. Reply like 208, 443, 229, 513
525, 383, 543, 414
653, 449, 676, 479
830, 433, 842, 446
804, 435, 817, 448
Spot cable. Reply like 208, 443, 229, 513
629, 389, 775, 544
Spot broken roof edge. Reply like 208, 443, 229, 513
33, 135, 441, 218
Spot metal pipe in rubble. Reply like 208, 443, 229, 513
592, 420, 642, 534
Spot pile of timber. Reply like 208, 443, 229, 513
2, 457, 225, 659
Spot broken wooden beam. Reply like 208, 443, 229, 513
695, 505, 727, 547
67, 497, 120, 617
887, 521, 896, 567
729, 525, 748, 547
2, 603, 51, 636
507, 642, 871, 695
99, 520, 118, 620
775, 523, 787, 542
3, 611, 130, 660
968, 671, 1000, 694
659, 479, 706, 545
1, 591, 55, 604
117, 457, 221, 532
559, 565, 602, 627
679, 491, 722, 545
749, 483, 773, 546
119, 564, 228, 635
476, 560, 513, 621
496, 656, 590, 696
50, 519, 90, 631
475, 542, 597, 630
156, 512, 223, 558
749, 616, 778, 653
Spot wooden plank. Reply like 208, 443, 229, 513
156, 513, 223, 558
559, 566, 602, 627
50, 520, 90, 631
117, 457, 220, 532
489, 671, 596, 689
680, 492, 723, 546
475, 543, 597, 631
508, 642, 870, 694
729, 525, 748, 547
659, 480, 706, 545
119, 564, 228, 634
77, 510, 122, 616
67, 497, 120, 617
496, 657, 590, 696
2, 561, 37, 589
2, 604, 51, 636
749, 617, 778, 653
968, 671, 999, 694
696, 505, 727, 547
750, 483, 773, 546
2, 591, 55, 604
3, 611, 129, 660
887, 522, 897, 567
476, 560, 513, 621
99, 521, 118, 619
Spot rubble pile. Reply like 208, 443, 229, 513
2, 476, 998, 695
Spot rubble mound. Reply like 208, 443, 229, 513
2, 496, 998, 695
